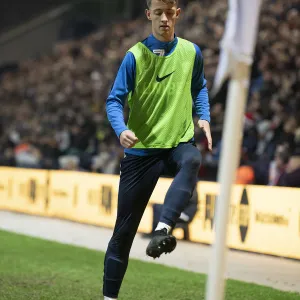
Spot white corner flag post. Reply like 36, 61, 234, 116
205, 1, 263, 300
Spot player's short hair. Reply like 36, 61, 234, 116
146, 0, 178, 8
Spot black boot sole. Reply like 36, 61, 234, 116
146, 235, 177, 259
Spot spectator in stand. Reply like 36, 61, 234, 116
268, 145, 291, 186
278, 129, 300, 187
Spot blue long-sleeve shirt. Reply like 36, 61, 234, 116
106, 34, 210, 156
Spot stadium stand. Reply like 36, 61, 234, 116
0, 0, 299, 186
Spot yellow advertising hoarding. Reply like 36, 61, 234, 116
0, 167, 299, 259
71, 172, 119, 228
0, 168, 15, 209
189, 182, 300, 260
46, 170, 83, 220
46, 171, 153, 233
230, 185, 300, 259
149, 178, 172, 205
0, 167, 48, 216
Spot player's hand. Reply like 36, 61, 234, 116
120, 130, 139, 148
198, 120, 212, 151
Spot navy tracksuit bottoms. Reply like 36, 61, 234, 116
103, 142, 201, 298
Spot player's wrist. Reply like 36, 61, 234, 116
118, 128, 130, 138
199, 118, 210, 124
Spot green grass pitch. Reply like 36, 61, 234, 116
0, 229, 299, 300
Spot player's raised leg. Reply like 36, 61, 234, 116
103, 154, 164, 299
146, 142, 201, 258
161, 142, 201, 227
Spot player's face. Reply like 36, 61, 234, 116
146, 0, 181, 41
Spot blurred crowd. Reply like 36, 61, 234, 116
0, 0, 299, 187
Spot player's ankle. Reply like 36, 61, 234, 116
104, 297, 117, 300
155, 222, 171, 233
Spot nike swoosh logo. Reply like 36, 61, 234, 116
156, 71, 175, 82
